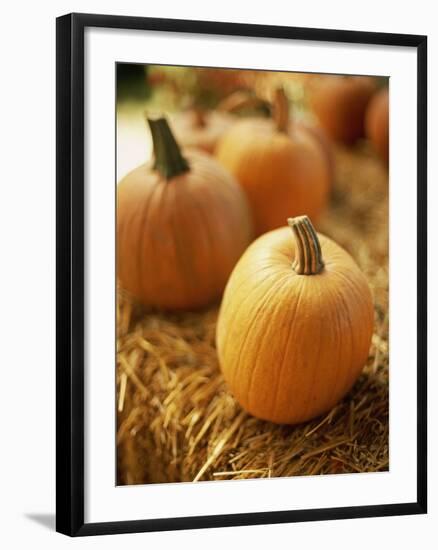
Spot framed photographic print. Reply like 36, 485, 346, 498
56, 13, 427, 536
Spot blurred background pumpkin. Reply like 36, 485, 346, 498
310, 75, 377, 145
117, 116, 253, 310
365, 86, 389, 165
215, 89, 331, 235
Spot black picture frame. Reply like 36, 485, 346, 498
56, 12, 427, 537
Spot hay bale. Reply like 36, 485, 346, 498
117, 143, 389, 484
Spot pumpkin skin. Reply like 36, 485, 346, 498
365, 87, 389, 165
117, 117, 253, 311
298, 122, 335, 185
311, 76, 376, 144
215, 117, 330, 236
171, 109, 234, 154
216, 216, 374, 424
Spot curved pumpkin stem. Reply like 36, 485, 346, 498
189, 106, 207, 128
146, 116, 190, 180
184, 99, 207, 128
273, 88, 290, 133
288, 216, 324, 275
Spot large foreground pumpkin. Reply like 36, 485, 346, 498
117, 116, 253, 310
216, 216, 374, 424
215, 89, 330, 236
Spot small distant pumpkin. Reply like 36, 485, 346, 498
170, 91, 271, 155
311, 76, 376, 144
216, 215, 374, 424
171, 108, 234, 154
215, 89, 330, 236
365, 87, 389, 165
117, 116, 253, 310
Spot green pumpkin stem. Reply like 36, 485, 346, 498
288, 216, 324, 275
146, 116, 190, 180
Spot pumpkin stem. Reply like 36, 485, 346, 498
217, 90, 270, 114
288, 216, 324, 275
273, 88, 290, 133
192, 106, 207, 128
146, 116, 190, 180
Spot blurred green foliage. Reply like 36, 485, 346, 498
117, 64, 151, 102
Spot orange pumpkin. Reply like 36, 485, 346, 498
365, 87, 389, 165
170, 91, 271, 154
297, 122, 335, 184
171, 108, 234, 154
216, 215, 374, 424
117, 116, 253, 310
311, 76, 376, 144
215, 89, 330, 236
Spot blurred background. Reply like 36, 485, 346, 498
117, 63, 388, 180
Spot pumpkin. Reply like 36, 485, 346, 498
215, 89, 330, 236
311, 76, 376, 144
117, 116, 253, 310
171, 108, 234, 154
170, 92, 270, 154
216, 215, 374, 424
365, 87, 389, 165
297, 122, 335, 184
196, 67, 258, 98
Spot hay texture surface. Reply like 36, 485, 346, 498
117, 144, 389, 485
